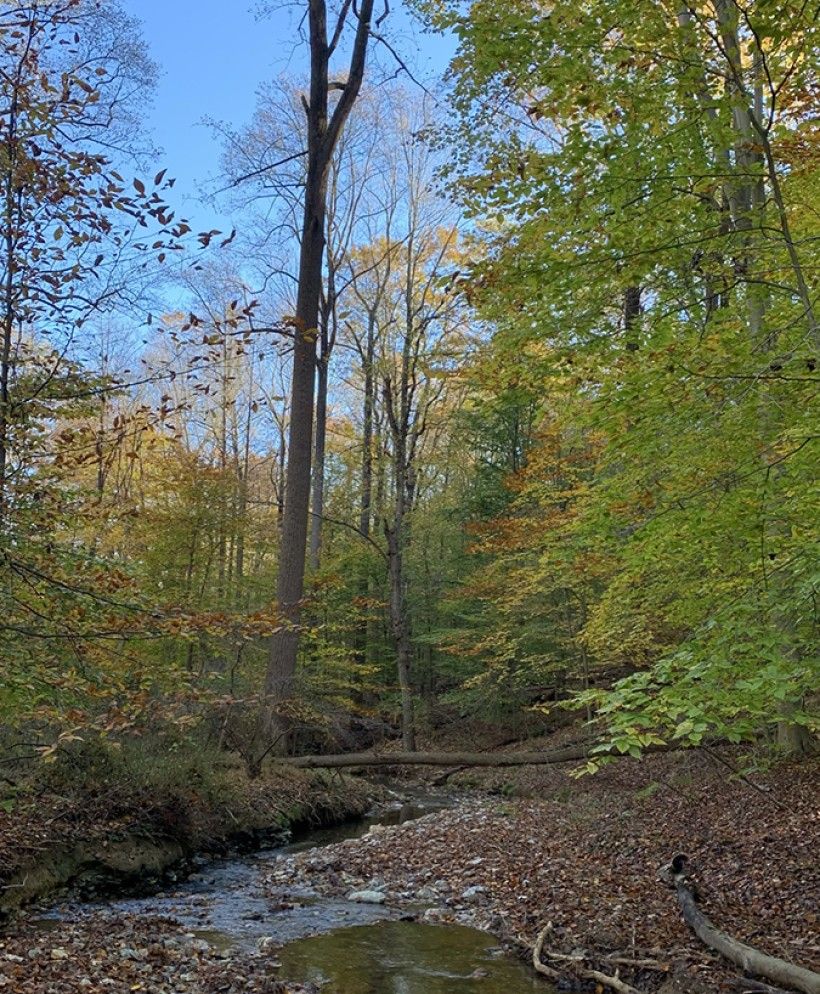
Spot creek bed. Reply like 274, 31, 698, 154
35, 788, 548, 991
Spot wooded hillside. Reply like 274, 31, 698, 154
0, 0, 817, 775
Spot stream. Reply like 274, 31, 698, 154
38, 789, 544, 992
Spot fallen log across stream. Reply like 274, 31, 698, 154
667, 856, 820, 994
276, 744, 597, 768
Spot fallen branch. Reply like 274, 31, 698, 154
701, 746, 786, 811
606, 956, 668, 971
667, 856, 820, 994
729, 979, 794, 994
531, 924, 648, 994
427, 765, 468, 786
531, 926, 560, 980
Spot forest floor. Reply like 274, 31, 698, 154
0, 914, 313, 994
0, 732, 817, 994
262, 732, 819, 993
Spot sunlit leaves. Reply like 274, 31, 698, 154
423, 0, 820, 752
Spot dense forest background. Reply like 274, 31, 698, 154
1, 0, 817, 780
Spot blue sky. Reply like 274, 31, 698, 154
120, 1, 456, 233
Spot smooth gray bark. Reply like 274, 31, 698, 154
671, 859, 820, 994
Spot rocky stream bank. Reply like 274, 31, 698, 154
0, 766, 374, 918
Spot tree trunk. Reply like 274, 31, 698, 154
265, 151, 325, 734
310, 244, 339, 572
384, 357, 416, 753
623, 285, 641, 350
276, 418, 286, 525
278, 744, 598, 768
352, 313, 376, 668
263, 0, 375, 746
0, 96, 18, 530
235, 368, 253, 607
359, 315, 375, 541
387, 523, 416, 751
776, 713, 813, 756
309, 338, 328, 571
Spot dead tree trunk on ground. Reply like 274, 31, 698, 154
278, 744, 600, 767
666, 856, 820, 994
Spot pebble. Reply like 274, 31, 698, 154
118, 947, 145, 960
347, 889, 386, 904
421, 907, 450, 923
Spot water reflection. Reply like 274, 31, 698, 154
284, 794, 452, 853
277, 921, 545, 993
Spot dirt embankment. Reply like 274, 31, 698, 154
0, 766, 373, 918
263, 741, 819, 993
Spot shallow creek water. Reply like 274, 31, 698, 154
40, 790, 545, 991
278, 921, 543, 993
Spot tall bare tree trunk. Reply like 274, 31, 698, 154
265, 151, 326, 737
310, 247, 341, 571
264, 0, 376, 746
386, 519, 416, 751
360, 346, 374, 541
383, 322, 419, 751
235, 358, 254, 607
352, 312, 376, 666
217, 333, 229, 604
0, 95, 18, 532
